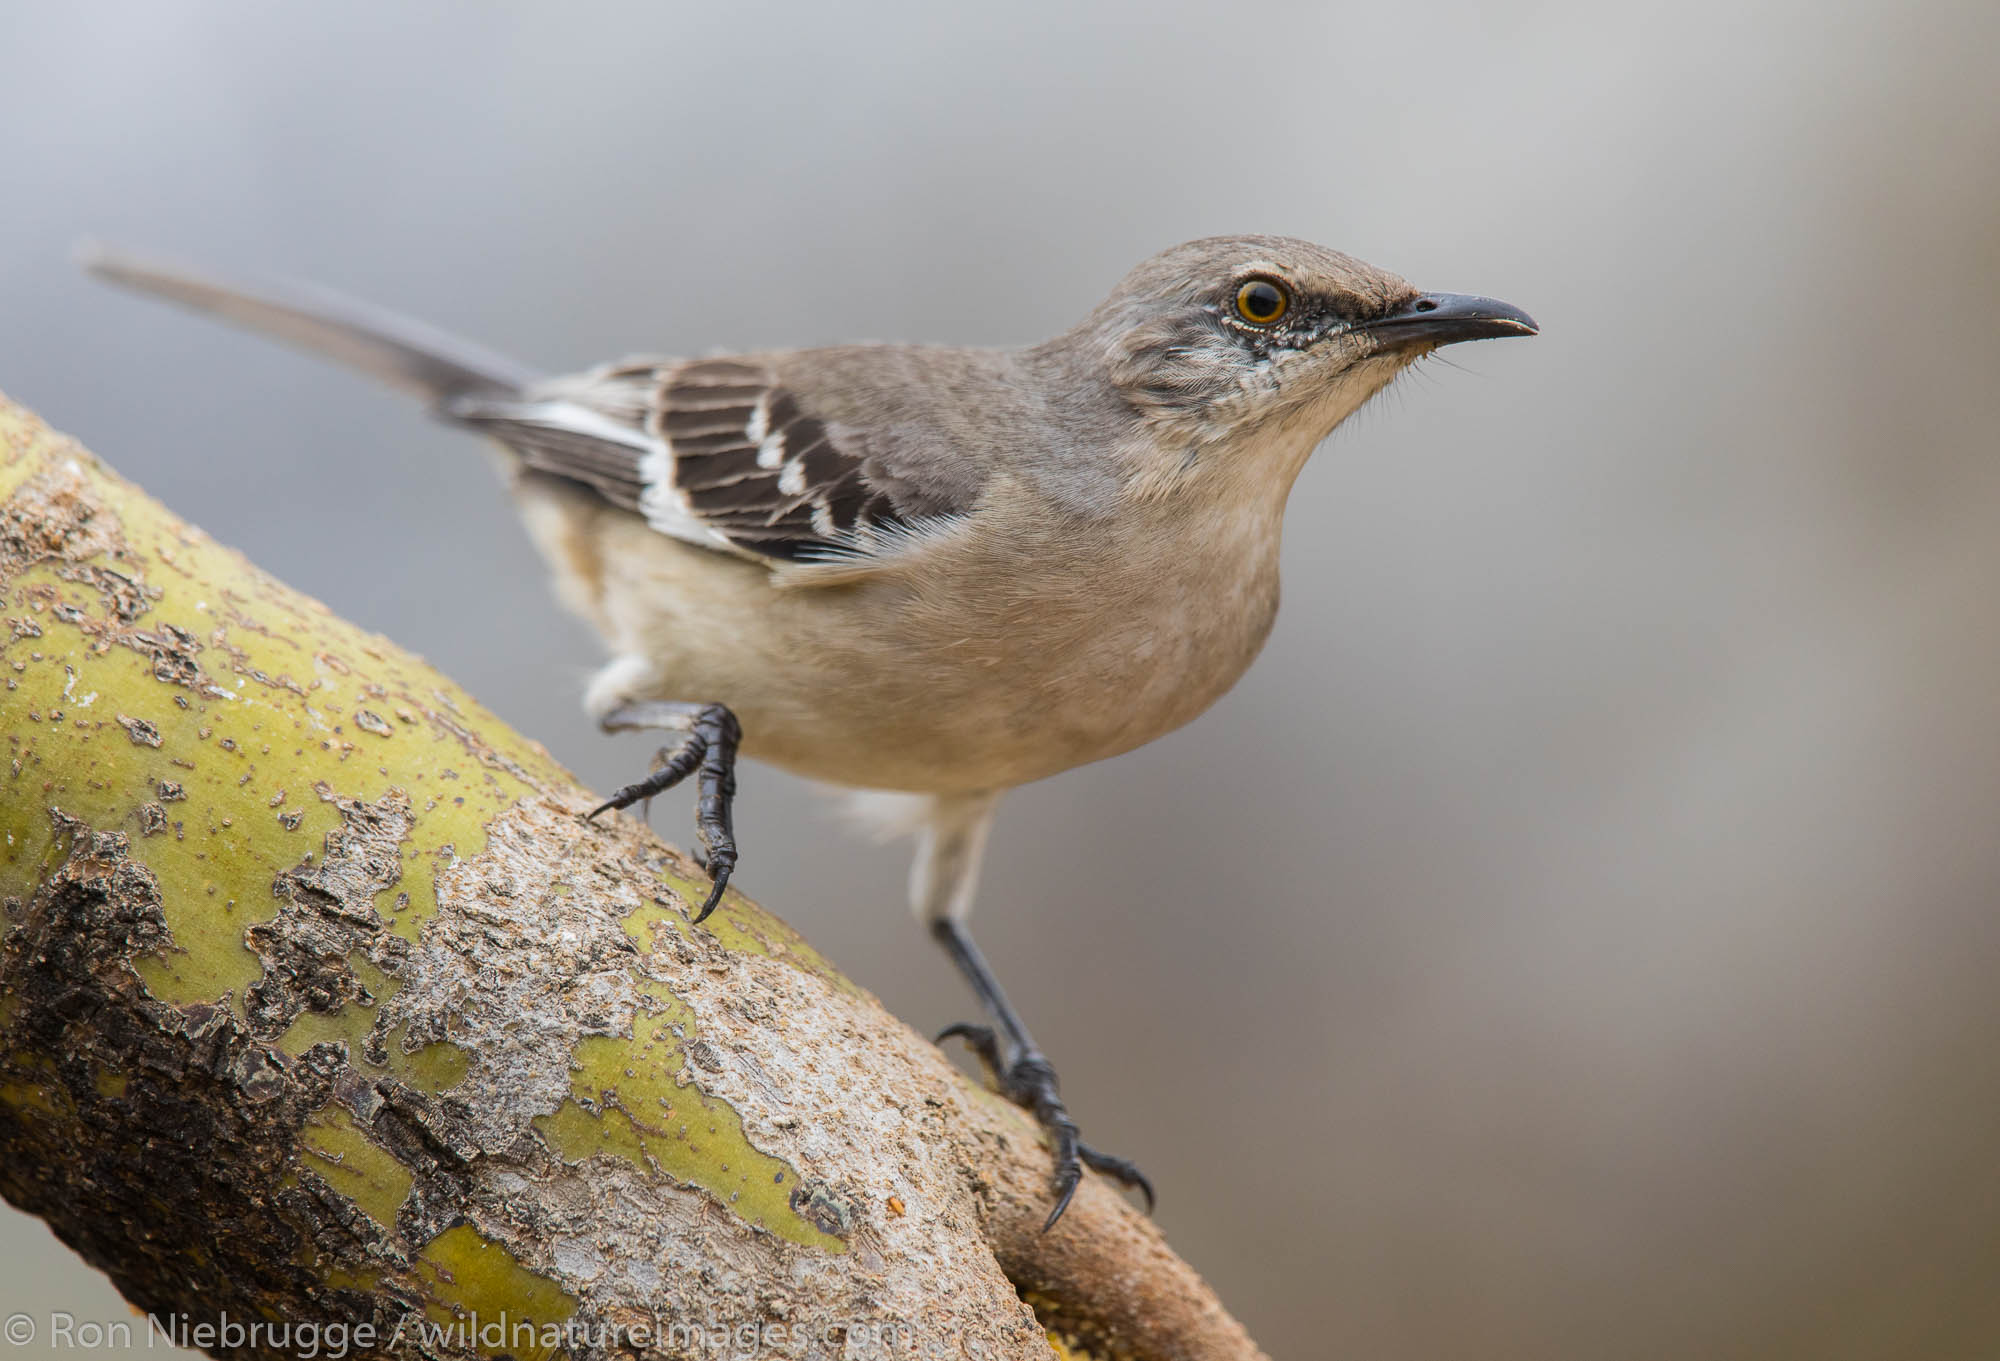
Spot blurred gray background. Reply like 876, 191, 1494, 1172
3, 2, 1998, 1357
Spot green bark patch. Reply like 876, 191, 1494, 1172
536, 978, 846, 1251
0, 407, 569, 1027
300, 1104, 415, 1229
415, 1225, 579, 1361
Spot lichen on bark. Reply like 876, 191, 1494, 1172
0, 395, 1267, 1361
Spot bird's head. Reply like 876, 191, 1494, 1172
1054, 235, 1536, 498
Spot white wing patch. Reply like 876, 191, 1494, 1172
635, 437, 742, 556
459, 356, 923, 570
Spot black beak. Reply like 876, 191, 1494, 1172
1363, 292, 1539, 349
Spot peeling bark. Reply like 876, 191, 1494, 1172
0, 394, 1267, 1361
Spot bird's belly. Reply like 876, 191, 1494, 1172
736, 685, 1213, 793
723, 590, 1276, 793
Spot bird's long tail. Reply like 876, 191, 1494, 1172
78, 244, 542, 404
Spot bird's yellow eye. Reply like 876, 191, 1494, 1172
1234, 278, 1289, 325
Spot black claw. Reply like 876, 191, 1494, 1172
1043, 1168, 1081, 1233
1078, 1141, 1156, 1215
935, 1026, 1150, 1229
693, 863, 730, 924
588, 704, 742, 921
936, 1021, 1003, 1070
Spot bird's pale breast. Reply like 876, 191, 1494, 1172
528, 473, 1285, 794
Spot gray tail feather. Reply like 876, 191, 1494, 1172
78, 242, 541, 404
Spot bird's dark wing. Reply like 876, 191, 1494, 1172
447, 356, 955, 568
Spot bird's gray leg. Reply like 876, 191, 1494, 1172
587, 699, 740, 924
917, 793, 1154, 1229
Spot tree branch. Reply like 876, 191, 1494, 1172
0, 394, 1266, 1361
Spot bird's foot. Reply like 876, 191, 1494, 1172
588, 702, 741, 923
937, 1021, 1154, 1229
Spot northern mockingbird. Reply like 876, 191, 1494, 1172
84, 236, 1536, 1227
